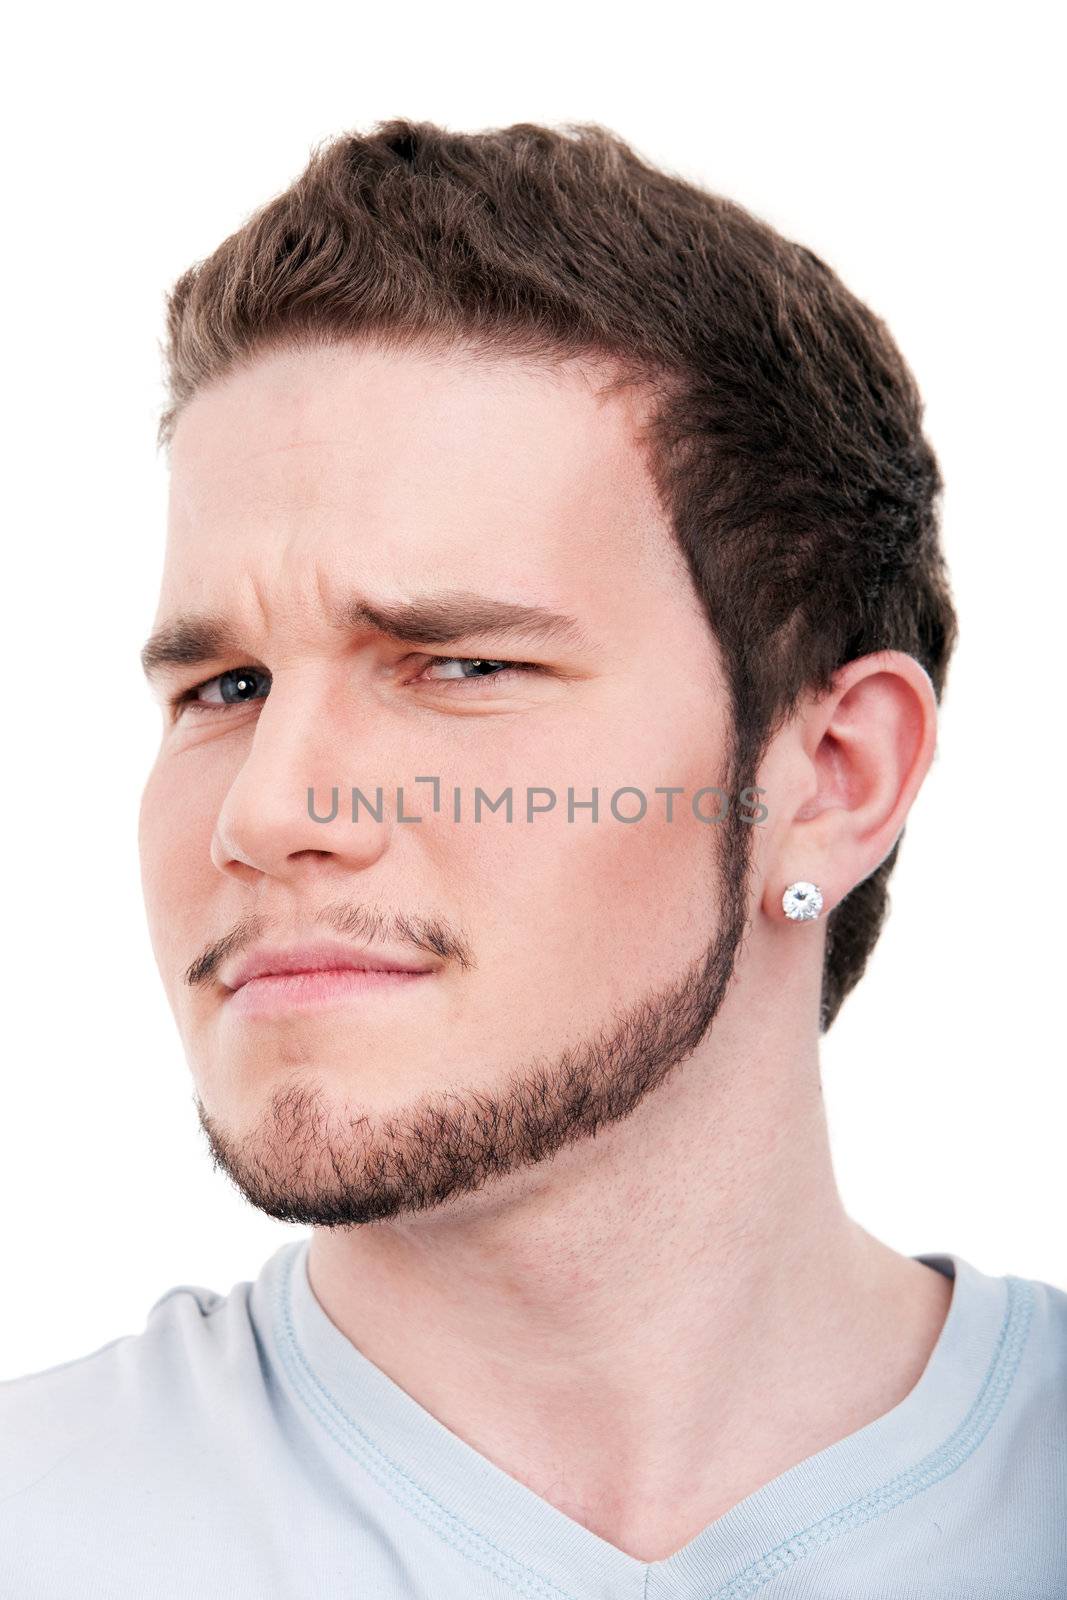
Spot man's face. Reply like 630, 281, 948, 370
138, 340, 754, 1226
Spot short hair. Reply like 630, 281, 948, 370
157, 117, 958, 1031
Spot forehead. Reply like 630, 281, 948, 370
161, 340, 695, 630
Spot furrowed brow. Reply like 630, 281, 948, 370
334, 591, 591, 650
140, 616, 240, 683
140, 589, 592, 684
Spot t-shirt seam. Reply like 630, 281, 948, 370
273, 1248, 1034, 1600
700, 1274, 1035, 1599
273, 1249, 585, 1600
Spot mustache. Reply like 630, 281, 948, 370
183, 900, 474, 987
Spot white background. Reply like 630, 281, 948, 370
2, 1, 1063, 1377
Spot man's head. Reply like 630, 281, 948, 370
138, 119, 955, 1228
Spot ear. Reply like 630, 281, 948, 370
759, 650, 939, 923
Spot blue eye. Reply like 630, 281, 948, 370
170, 655, 539, 718
173, 667, 272, 714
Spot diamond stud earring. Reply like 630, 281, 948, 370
782, 881, 824, 921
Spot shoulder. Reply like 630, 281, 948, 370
0, 1271, 260, 1500
978, 1267, 1067, 1549
1011, 1266, 1067, 1397
958, 1259, 1067, 1518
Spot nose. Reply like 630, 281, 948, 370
210, 682, 396, 884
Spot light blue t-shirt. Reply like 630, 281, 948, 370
2, 1237, 1064, 1599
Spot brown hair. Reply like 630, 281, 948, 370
157, 117, 958, 1031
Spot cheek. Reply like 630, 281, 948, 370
443, 763, 720, 1039
551, 792, 718, 969
138, 759, 221, 965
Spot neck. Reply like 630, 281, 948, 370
306, 1031, 951, 1561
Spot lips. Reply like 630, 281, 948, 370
221, 939, 438, 992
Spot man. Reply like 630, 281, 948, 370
2, 118, 1063, 1598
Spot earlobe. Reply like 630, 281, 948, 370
781, 881, 824, 922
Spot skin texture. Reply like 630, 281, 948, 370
138, 340, 952, 1561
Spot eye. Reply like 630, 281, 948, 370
416, 656, 541, 687
171, 667, 272, 715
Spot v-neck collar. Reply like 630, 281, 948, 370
259, 1237, 1033, 1600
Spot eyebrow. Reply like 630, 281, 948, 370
140, 590, 592, 683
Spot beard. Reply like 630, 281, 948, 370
194, 779, 756, 1230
